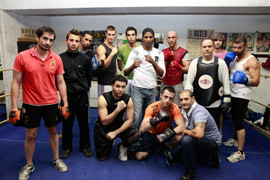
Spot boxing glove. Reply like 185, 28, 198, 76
172, 61, 182, 70
164, 50, 173, 63
60, 106, 71, 120
9, 108, 26, 126
150, 110, 170, 127
224, 52, 236, 68
220, 95, 231, 113
233, 71, 252, 86
157, 128, 176, 142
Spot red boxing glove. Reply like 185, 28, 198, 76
172, 61, 182, 70
164, 51, 173, 62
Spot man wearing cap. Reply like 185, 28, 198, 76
124, 27, 166, 130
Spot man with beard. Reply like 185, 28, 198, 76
96, 25, 118, 97
94, 75, 139, 161
11, 26, 68, 180
59, 29, 93, 159
161, 31, 191, 107
80, 30, 95, 60
226, 35, 260, 163
117, 27, 140, 96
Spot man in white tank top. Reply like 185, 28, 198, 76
225, 35, 260, 163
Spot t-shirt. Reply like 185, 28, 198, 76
144, 101, 183, 134
117, 43, 140, 79
13, 46, 64, 105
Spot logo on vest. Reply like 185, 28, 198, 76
198, 75, 213, 89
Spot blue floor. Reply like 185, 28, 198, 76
0, 108, 270, 180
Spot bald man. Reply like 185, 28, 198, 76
161, 31, 191, 107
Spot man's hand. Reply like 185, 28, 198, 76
144, 55, 154, 64
111, 47, 118, 56
133, 60, 141, 68
117, 100, 126, 112
106, 131, 118, 140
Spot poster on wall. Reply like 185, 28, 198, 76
92, 30, 106, 53
256, 32, 270, 53
186, 29, 215, 59
226, 33, 255, 53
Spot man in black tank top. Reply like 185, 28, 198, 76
96, 25, 118, 97
94, 75, 139, 161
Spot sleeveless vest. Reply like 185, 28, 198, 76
193, 57, 221, 106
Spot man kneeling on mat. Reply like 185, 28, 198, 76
94, 75, 139, 161
135, 86, 185, 165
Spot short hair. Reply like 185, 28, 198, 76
81, 30, 94, 38
213, 34, 225, 44
200, 38, 214, 46
36, 26, 56, 40
181, 90, 194, 98
66, 28, 81, 41
111, 75, 128, 85
233, 35, 247, 46
142, 28, 154, 37
162, 86, 175, 94
125, 27, 137, 36
106, 25, 116, 33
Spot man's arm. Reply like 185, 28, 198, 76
181, 53, 191, 73
117, 59, 122, 71
145, 54, 164, 77
96, 44, 117, 69
184, 60, 197, 91
10, 71, 23, 110
56, 74, 68, 107
123, 51, 141, 76
98, 96, 126, 126
86, 56, 93, 85
173, 118, 186, 134
106, 98, 134, 140
183, 122, 205, 139
245, 57, 260, 87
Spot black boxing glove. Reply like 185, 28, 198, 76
150, 110, 170, 127
157, 128, 176, 143
220, 95, 231, 113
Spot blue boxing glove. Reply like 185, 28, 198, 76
233, 71, 252, 85
224, 52, 236, 68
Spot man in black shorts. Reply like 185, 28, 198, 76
10, 26, 68, 180
94, 75, 139, 161
135, 87, 185, 165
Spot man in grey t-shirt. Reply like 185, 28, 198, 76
178, 90, 221, 180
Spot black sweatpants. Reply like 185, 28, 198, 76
62, 92, 91, 151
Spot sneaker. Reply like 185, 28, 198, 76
118, 143, 128, 161
53, 159, 68, 172
60, 149, 71, 159
81, 148, 93, 158
223, 138, 238, 147
212, 150, 221, 168
164, 149, 175, 166
227, 151, 246, 163
179, 173, 195, 180
18, 164, 35, 180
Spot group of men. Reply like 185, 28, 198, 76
10, 25, 260, 180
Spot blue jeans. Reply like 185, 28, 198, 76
131, 86, 156, 129
180, 135, 219, 176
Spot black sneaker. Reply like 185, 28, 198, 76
81, 148, 93, 158
60, 149, 71, 159
164, 149, 175, 166
179, 173, 195, 180
212, 150, 221, 168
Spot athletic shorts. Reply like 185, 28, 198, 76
22, 103, 58, 128
94, 124, 138, 159
137, 131, 164, 153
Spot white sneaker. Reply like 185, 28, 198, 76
223, 138, 238, 147
18, 164, 35, 180
227, 151, 246, 163
53, 159, 68, 172
118, 143, 128, 161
